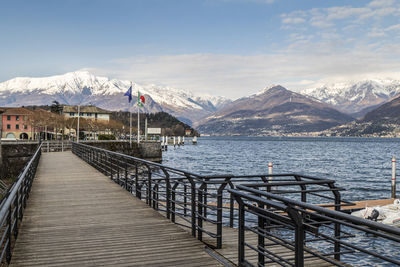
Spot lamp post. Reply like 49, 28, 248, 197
77, 104, 80, 143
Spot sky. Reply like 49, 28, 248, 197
1, 0, 400, 99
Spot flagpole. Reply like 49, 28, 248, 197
129, 82, 133, 147
137, 95, 140, 144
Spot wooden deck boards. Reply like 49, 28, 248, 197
175, 218, 338, 267
343, 198, 395, 211
10, 152, 222, 267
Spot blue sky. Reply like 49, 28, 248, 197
1, 0, 400, 98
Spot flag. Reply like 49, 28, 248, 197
137, 91, 145, 107
124, 86, 132, 103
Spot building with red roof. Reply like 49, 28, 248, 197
0, 107, 33, 140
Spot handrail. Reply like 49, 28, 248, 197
0, 143, 42, 264
72, 142, 348, 251
229, 185, 400, 267
73, 142, 203, 178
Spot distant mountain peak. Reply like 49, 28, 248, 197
0, 71, 231, 125
255, 84, 287, 96
301, 79, 400, 114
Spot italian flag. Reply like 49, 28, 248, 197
137, 91, 145, 107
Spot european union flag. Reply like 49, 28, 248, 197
124, 85, 132, 103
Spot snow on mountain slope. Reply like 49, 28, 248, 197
0, 71, 231, 125
301, 79, 400, 114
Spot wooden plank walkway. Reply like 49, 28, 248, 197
10, 152, 222, 267
175, 218, 338, 267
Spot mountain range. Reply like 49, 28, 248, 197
301, 79, 400, 116
196, 85, 354, 135
1, 71, 400, 135
0, 71, 231, 126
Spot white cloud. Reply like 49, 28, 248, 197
368, 0, 395, 7
88, 0, 400, 100
386, 24, 400, 31
367, 28, 387, 37
88, 39, 400, 100
282, 0, 400, 32
282, 17, 305, 24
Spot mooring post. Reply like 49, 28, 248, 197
173, 136, 176, 148
392, 156, 396, 199
268, 162, 273, 181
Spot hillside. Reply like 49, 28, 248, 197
196, 85, 354, 135
23, 104, 198, 137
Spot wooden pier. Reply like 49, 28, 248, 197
10, 152, 222, 266
3, 143, 399, 267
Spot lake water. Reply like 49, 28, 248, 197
163, 136, 400, 202
163, 136, 400, 266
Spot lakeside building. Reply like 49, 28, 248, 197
0, 107, 33, 140
62, 105, 111, 122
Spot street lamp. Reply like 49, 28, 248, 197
77, 104, 80, 143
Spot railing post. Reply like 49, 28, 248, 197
184, 184, 187, 217
146, 165, 152, 206
328, 182, 342, 261
294, 175, 306, 202
257, 196, 265, 266
153, 183, 158, 210
203, 180, 208, 218
171, 183, 179, 223
135, 164, 141, 199
6, 205, 12, 264
234, 195, 245, 265
109, 155, 114, 181
287, 205, 304, 267
161, 169, 171, 219
197, 183, 205, 241
216, 179, 229, 249
186, 174, 197, 237
125, 159, 128, 190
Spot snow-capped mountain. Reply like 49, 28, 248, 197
0, 71, 231, 125
301, 79, 400, 115
196, 85, 354, 135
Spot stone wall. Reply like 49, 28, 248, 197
83, 141, 162, 162
0, 140, 162, 179
1, 143, 38, 179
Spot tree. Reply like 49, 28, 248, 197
50, 100, 63, 114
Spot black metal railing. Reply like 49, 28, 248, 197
72, 142, 351, 250
229, 184, 400, 267
0, 143, 42, 264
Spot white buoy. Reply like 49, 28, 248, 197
193, 136, 197, 144
392, 156, 396, 199
182, 136, 185, 145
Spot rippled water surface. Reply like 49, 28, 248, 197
163, 136, 400, 266
163, 137, 400, 266
163, 136, 400, 201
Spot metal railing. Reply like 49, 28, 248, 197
72, 142, 351, 250
41, 140, 72, 152
0, 143, 42, 264
229, 184, 400, 267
